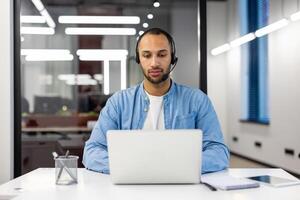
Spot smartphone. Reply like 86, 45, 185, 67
247, 175, 300, 187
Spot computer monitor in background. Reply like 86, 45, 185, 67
88, 94, 111, 112
34, 96, 62, 114
21, 97, 29, 113
78, 93, 111, 113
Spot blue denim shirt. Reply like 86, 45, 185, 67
83, 81, 230, 174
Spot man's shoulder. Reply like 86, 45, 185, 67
173, 82, 206, 98
109, 83, 141, 102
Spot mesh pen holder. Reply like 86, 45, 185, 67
55, 155, 79, 185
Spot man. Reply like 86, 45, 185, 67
83, 28, 229, 174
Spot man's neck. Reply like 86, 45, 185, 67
144, 78, 171, 96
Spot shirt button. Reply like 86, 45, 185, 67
144, 108, 148, 112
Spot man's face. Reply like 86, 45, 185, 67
138, 34, 172, 84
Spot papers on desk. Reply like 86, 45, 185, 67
201, 173, 260, 190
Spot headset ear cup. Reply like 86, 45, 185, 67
171, 54, 175, 65
136, 52, 140, 64
171, 56, 178, 65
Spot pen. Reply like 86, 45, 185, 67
53, 151, 77, 183
201, 181, 217, 191
56, 150, 69, 183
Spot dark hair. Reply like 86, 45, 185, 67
135, 27, 178, 65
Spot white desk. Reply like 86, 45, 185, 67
0, 168, 299, 200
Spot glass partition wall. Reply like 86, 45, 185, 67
17, 0, 203, 175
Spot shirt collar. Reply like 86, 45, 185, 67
139, 79, 176, 101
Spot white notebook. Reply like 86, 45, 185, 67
201, 173, 260, 190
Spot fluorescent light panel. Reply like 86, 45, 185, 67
77, 49, 128, 61
79, 55, 128, 61
255, 19, 289, 37
58, 74, 91, 81
66, 79, 97, 86
290, 11, 300, 21
31, 0, 44, 11
230, 33, 256, 47
25, 54, 74, 61
65, 27, 136, 35
31, 0, 56, 28
21, 27, 55, 35
93, 74, 103, 82
21, 49, 70, 55
211, 44, 230, 56
21, 15, 46, 23
211, 18, 293, 56
22, 49, 73, 61
59, 16, 140, 24
77, 49, 128, 56
40, 10, 56, 28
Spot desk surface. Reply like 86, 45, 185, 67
0, 168, 299, 200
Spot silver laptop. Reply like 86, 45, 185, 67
107, 129, 202, 184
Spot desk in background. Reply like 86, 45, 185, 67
22, 126, 92, 134
0, 168, 299, 200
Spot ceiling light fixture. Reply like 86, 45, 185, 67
143, 23, 149, 28
31, 0, 56, 28
21, 27, 55, 35
25, 54, 74, 61
65, 27, 136, 35
255, 19, 289, 37
211, 44, 230, 56
153, 0, 160, 8
93, 74, 104, 82
31, 0, 44, 12
77, 49, 128, 92
58, 74, 92, 81
230, 33, 256, 47
21, 49, 70, 56
21, 49, 72, 61
21, 15, 46, 23
211, 0, 293, 56
77, 49, 128, 61
66, 79, 98, 86
58, 16, 140, 24
40, 10, 56, 28
147, 14, 154, 19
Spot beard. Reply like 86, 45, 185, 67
142, 65, 171, 84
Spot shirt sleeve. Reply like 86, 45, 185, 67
197, 95, 230, 174
82, 97, 119, 174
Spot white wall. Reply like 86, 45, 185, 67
208, 0, 300, 174
207, 1, 229, 143
0, 0, 14, 183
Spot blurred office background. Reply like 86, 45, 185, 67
1, 0, 300, 183
14, 0, 200, 177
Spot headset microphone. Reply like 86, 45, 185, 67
161, 57, 178, 82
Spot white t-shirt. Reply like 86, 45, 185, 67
142, 91, 165, 130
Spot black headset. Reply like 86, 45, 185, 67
135, 28, 178, 65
